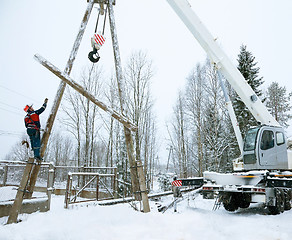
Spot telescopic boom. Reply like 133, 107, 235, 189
166, 0, 279, 127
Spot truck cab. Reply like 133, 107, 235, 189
243, 125, 289, 170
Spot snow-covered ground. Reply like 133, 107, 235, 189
1, 187, 292, 240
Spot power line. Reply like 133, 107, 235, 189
0, 130, 24, 137
0, 101, 21, 112
0, 84, 41, 104
0, 106, 23, 117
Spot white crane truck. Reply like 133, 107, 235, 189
167, 0, 292, 214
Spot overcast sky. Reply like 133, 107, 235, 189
0, 0, 292, 160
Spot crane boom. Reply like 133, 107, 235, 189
166, 0, 280, 127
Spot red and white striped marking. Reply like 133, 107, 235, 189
172, 180, 182, 187
94, 33, 105, 47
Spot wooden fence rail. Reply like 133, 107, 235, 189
64, 172, 116, 208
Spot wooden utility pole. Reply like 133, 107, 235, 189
108, 0, 150, 212
24, 1, 95, 199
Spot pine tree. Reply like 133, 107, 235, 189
232, 45, 264, 137
266, 82, 292, 127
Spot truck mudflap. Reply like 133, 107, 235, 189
266, 188, 292, 214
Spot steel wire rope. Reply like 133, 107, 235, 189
102, 5, 108, 35
94, 8, 101, 33
94, 5, 107, 34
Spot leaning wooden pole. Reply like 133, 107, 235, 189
24, 1, 95, 199
34, 54, 138, 132
108, 0, 150, 212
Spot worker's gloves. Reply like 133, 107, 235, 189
44, 98, 48, 104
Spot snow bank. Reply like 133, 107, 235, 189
1, 193, 292, 240
0, 186, 45, 202
0, 186, 17, 202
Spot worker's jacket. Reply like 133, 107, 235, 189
24, 103, 47, 130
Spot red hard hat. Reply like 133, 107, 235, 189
24, 105, 32, 112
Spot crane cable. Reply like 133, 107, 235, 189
88, 5, 108, 63
94, 6, 107, 35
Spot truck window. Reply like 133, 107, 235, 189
260, 130, 274, 150
244, 127, 259, 151
276, 132, 285, 145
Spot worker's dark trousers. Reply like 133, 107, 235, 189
27, 128, 41, 159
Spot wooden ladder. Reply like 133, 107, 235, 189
7, 158, 37, 224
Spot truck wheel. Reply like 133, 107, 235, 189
268, 189, 285, 215
223, 193, 238, 212
237, 193, 251, 209
284, 189, 292, 211
239, 200, 250, 209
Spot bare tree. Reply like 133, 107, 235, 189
45, 130, 74, 166
103, 75, 132, 195
5, 133, 31, 161
185, 64, 205, 176
124, 50, 157, 188
202, 60, 228, 172
104, 77, 117, 169
61, 64, 104, 167
61, 88, 82, 166
168, 91, 188, 178
168, 58, 232, 175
